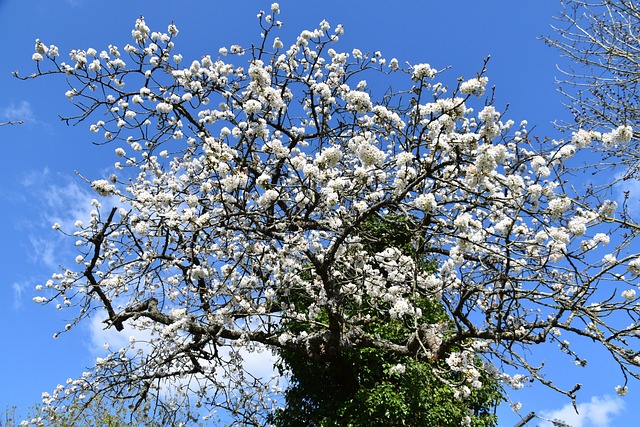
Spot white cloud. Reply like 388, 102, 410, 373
240, 346, 279, 381
21, 170, 120, 269
88, 312, 143, 354
614, 177, 640, 216
29, 235, 63, 270
2, 100, 35, 123
12, 282, 27, 309
41, 180, 100, 230
87, 312, 278, 383
22, 177, 94, 269
86, 309, 280, 411
538, 395, 624, 427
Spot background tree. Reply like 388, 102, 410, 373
2, 396, 200, 427
547, 0, 640, 180
19, 4, 640, 425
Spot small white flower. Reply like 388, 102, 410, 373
611, 125, 633, 144
388, 363, 406, 375
156, 102, 173, 114
345, 90, 372, 114
548, 197, 571, 218
622, 289, 636, 301
243, 99, 262, 115
91, 179, 116, 196
258, 189, 279, 208
615, 385, 628, 396
459, 76, 488, 96
88, 59, 101, 72
556, 144, 576, 160
414, 193, 437, 212
35, 39, 48, 55
168, 23, 179, 37
411, 63, 436, 80
592, 233, 610, 246
598, 200, 618, 218
629, 257, 640, 275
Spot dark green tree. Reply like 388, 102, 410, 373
270, 215, 502, 426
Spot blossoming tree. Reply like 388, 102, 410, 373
20, 3, 640, 425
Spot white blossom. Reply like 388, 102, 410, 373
548, 197, 571, 218
598, 200, 618, 217
622, 289, 636, 301
414, 193, 437, 212
257, 189, 279, 208
345, 90, 372, 114
615, 385, 628, 396
388, 363, 406, 375
609, 125, 633, 144
243, 99, 262, 114
459, 76, 488, 96
156, 102, 173, 114
412, 63, 437, 80
91, 180, 116, 196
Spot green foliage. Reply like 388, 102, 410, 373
273, 346, 501, 426
270, 215, 503, 427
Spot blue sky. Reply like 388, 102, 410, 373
0, 1, 636, 426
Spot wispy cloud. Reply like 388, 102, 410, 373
40, 179, 98, 229
86, 310, 280, 408
614, 177, 640, 218
12, 282, 27, 309
20, 170, 120, 270
538, 395, 624, 427
88, 312, 152, 355
2, 100, 35, 123
24, 176, 93, 269
28, 235, 64, 270
87, 312, 278, 382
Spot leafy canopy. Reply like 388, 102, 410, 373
271, 215, 502, 426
